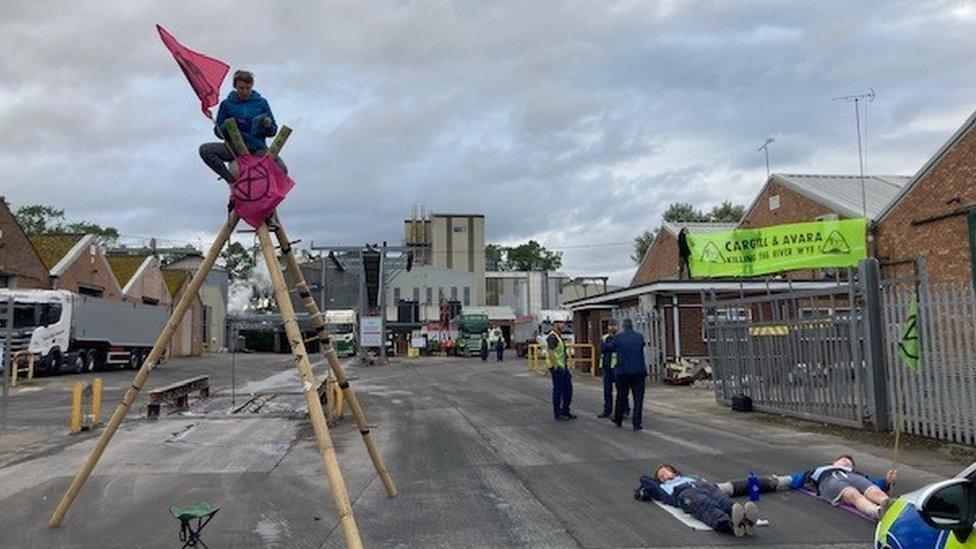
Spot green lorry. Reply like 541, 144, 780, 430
450, 312, 489, 357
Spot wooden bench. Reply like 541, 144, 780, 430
147, 375, 210, 418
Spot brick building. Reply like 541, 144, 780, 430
0, 199, 49, 289
106, 254, 172, 307
740, 173, 909, 228
631, 222, 737, 286
875, 109, 976, 283
29, 234, 123, 299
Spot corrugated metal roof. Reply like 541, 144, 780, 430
771, 174, 910, 220
661, 221, 738, 236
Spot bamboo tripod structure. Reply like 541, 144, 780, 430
47, 122, 394, 549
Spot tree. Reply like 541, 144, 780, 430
631, 229, 657, 264
662, 202, 709, 223
14, 203, 119, 245
485, 244, 506, 270
14, 204, 66, 235
504, 240, 562, 271
221, 241, 255, 280
631, 200, 745, 265
708, 201, 746, 223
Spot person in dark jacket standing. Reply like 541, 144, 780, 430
677, 228, 692, 279
495, 336, 505, 362
604, 318, 647, 430
480, 336, 489, 363
598, 320, 629, 419
199, 70, 286, 184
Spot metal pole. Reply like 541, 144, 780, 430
358, 250, 366, 362
859, 258, 890, 431
378, 242, 388, 362
1, 297, 12, 429
855, 98, 867, 219
231, 321, 237, 407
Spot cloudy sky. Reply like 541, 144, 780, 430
3, 1, 976, 284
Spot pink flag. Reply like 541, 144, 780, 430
230, 155, 295, 228
157, 25, 229, 119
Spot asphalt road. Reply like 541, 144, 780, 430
0, 353, 959, 548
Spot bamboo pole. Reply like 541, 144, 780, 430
271, 221, 398, 498
256, 224, 363, 548
224, 118, 248, 155
49, 213, 240, 527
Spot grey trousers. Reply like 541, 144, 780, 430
199, 142, 288, 183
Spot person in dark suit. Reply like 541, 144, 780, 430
604, 318, 647, 430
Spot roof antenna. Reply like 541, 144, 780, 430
832, 88, 876, 219
757, 137, 775, 178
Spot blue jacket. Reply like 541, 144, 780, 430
215, 91, 278, 153
603, 328, 646, 375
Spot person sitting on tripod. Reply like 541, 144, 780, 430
199, 70, 287, 184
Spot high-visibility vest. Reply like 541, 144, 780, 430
546, 330, 568, 369
601, 334, 617, 369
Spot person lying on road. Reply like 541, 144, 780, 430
791, 454, 897, 520
635, 463, 760, 537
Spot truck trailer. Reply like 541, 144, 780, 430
0, 289, 170, 375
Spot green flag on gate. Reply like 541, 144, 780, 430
898, 296, 920, 372
686, 218, 867, 278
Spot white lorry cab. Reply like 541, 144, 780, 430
0, 289, 169, 375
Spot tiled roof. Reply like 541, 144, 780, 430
28, 234, 85, 270
161, 269, 189, 298
106, 255, 150, 288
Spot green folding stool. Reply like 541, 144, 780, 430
170, 503, 219, 548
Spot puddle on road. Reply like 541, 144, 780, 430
254, 515, 291, 547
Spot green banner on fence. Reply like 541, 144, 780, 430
687, 218, 867, 278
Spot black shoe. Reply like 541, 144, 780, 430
566, 413, 578, 420
633, 425, 643, 431
597, 413, 610, 418
613, 420, 622, 428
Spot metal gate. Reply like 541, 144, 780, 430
613, 306, 667, 381
880, 263, 976, 445
702, 276, 870, 428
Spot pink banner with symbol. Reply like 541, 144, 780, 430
157, 25, 229, 119
230, 155, 295, 228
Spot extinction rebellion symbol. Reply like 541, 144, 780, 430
233, 161, 272, 203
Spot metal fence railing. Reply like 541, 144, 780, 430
881, 277, 976, 446
703, 278, 868, 428
612, 306, 666, 381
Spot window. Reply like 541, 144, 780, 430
394, 287, 401, 303
426, 287, 433, 305
451, 286, 458, 300
702, 308, 750, 341
202, 305, 210, 343
768, 194, 780, 210
77, 285, 103, 297
438, 287, 444, 303
0, 274, 9, 288
412, 287, 420, 302
463, 287, 471, 306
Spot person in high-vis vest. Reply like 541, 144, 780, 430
546, 320, 576, 421
599, 320, 629, 419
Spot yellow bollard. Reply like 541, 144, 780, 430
90, 378, 102, 427
70, 381, 83, 434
